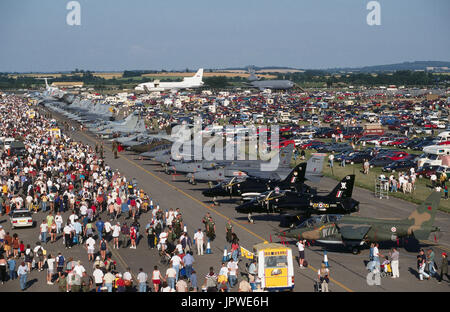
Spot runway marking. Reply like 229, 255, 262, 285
73, 130, 357, 291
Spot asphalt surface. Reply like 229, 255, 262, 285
1, 108, 449, 292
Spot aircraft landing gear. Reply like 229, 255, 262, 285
213, 196, 220, 206
248, 213, 254, 224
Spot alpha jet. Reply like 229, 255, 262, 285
281, 192, 441, 254
235, 175, 359, 226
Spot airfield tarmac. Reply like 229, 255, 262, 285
1, 109, 449, 292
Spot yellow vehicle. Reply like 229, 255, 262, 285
47, 128, 61, 139
252, 242, 294, 291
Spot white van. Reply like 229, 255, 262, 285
418, 145, 450, 167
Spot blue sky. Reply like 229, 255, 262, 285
0, 0, 449, 72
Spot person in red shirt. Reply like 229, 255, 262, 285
116, 274, 125, 292
18, 241, 25, 257
130, 198, 137, 219
130, 226, 137, 249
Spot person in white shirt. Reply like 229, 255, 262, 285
103, 220, 112, 240
137, 268, 148, 292
80, 204, 87, 216
69, 212, 78, 225
175, 240, 183, 255
55, 213, 63, 234
85, 235, 96, 262
46, 254, 56, 285
93, 265, 104, 287
39, 220, 48, 244
227, 259, 239, 288
112, 222, 121, 249
218, 262, 229, 284
165, 267, 177, 290
63, 223, 73, 249
193, 229, 204, 255
73, 261, 86, 277
103, 270, 115, 292
170, 252, 183, 282
296, 239, 306, 268
159, 230, 168, 253
373, 243, 382, 273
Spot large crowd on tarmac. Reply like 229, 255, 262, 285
0, 95, 268, 292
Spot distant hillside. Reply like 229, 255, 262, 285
323, 61, 450, 73
219, 61, 450, 73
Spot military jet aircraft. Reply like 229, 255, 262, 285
235, 175, 359, 226
201, 162, 310, 198
202, 154, 324, 199
281, 192, 441, 254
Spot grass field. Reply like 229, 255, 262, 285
294, 149, 450, 213
9, 71, 277, 81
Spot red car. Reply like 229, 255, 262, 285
383, 138, 408, 146
423, 123, 438, 129
385, 151, 409, 161
416, 165, 440, 179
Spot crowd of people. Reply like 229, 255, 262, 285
0, 95, 261, 292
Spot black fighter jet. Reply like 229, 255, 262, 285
235, 175, 360, 226
202, 162, 314, 200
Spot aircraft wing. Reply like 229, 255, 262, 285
243, 170, 281, 180
336, 223, 372, 240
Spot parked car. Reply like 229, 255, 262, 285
299, 140, 326, 150
316, 143, 353, 154
10, 210, 34, 229
399, 137, 422, 149
416, 165, 440, 179
412, 138, 435, 151
370, 156, 396, 167
335, 150, 373, 164
382, 159, 417, 172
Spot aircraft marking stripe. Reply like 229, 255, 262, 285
77, 131, 355, 292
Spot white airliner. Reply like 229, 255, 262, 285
135, 68, 204, 93
38, 77, 67, 100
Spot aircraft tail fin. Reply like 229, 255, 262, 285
38, 77, 52, 89
282, 162, 306, 185
278, 143, 294, 167
192, 68, 203, 81
305, 153, 326, 183
405, 192, 441, 240
328, 175, 355, 199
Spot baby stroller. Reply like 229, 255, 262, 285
313, 280, 322, 292
380, 262, 392, 278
